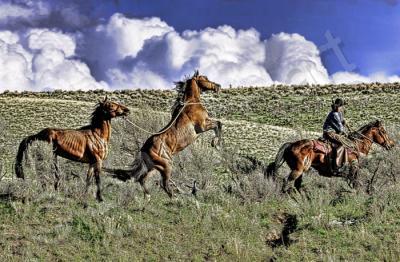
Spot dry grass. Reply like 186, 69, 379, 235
0, 83, 399, 260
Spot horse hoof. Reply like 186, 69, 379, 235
96, 196, 104, 202
144, 194, 151, 202
166, 191, 174, 199
211, 138, 222, 149
282, 185, 296, 195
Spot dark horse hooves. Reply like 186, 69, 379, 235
96, 194, 104, 202
282, 182, 300, 195
211, 137, 222, 148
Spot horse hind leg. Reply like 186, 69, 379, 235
138, 169, 157, 200
294, 174, 303, 191
148, 151, 174, 198
53, 155, 61, 190
158, 165, 173, 198
292, 153, 313, 192
283, 169, 304, 193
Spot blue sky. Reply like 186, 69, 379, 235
94, 0, 400, 76
0, 0, 399, 91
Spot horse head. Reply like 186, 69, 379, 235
98, 96, 130, 119
192, 70, 221, 93
370, 120, 395, 150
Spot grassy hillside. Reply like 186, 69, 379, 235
0, 83, 399, 260
1, 82, 399, 164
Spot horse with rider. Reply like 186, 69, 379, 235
266, 98, 395, 192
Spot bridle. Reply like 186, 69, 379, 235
350, 126, 392, 150
103, 102, 127, 117
375, 127, 393, 150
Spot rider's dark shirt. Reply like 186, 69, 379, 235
323, 111, 344, 134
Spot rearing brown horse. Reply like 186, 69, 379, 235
266, 120, 395, 191
105, 70, 222, 198
15, 97, 129, 201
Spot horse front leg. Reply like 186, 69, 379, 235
53, 155, 61, 190
94, 161, 103, 202
348, 160, 361, 189
85, 164, 95, 196
204, 118, 223, 147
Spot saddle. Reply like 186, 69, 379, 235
313, 138, 357, 156
312, 139, 332, 154
313, 138, 358, 174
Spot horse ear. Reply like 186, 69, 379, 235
376, 120, 382, 126
103, 95, 108, 102
194, 70, 199, 77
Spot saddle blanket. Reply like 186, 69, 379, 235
312, 139, 357, 156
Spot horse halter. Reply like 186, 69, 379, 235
195, 78, 220, 92
103, 102, 128, 117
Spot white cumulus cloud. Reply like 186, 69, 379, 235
332, 71, 400, 84
27, 29, 76, 57
265, 33, 330, 85
0, 31, 32, 91
88, 18, 274, 89
84, 15, 334, 89
0, 29, 107, 92
83, 13, 174, 81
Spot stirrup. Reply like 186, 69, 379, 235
333, 164, 349, 175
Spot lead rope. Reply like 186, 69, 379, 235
343, 123, 361, 150
123, 102, 202, 136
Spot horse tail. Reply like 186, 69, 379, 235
104, 152, 150, 182
265, 142, 292, 179
15, 131, 48, 179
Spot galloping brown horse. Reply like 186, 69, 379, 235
15, 97, 129, 201
105, 70, 222, 198
266, 120, 395, 191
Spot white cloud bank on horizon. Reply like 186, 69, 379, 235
331, 71, 400, 84
0, 3, 398, 91
0, 29, 107, 91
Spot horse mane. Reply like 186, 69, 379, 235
171, 75, 190, 116
349, 120, 380, 139
79, 103, 106, 130
358, 120, 380, 132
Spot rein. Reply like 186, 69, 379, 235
348, 124, 387, 150
124, 102, 202, 136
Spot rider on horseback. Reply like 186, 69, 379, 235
322, 98, 350, 175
